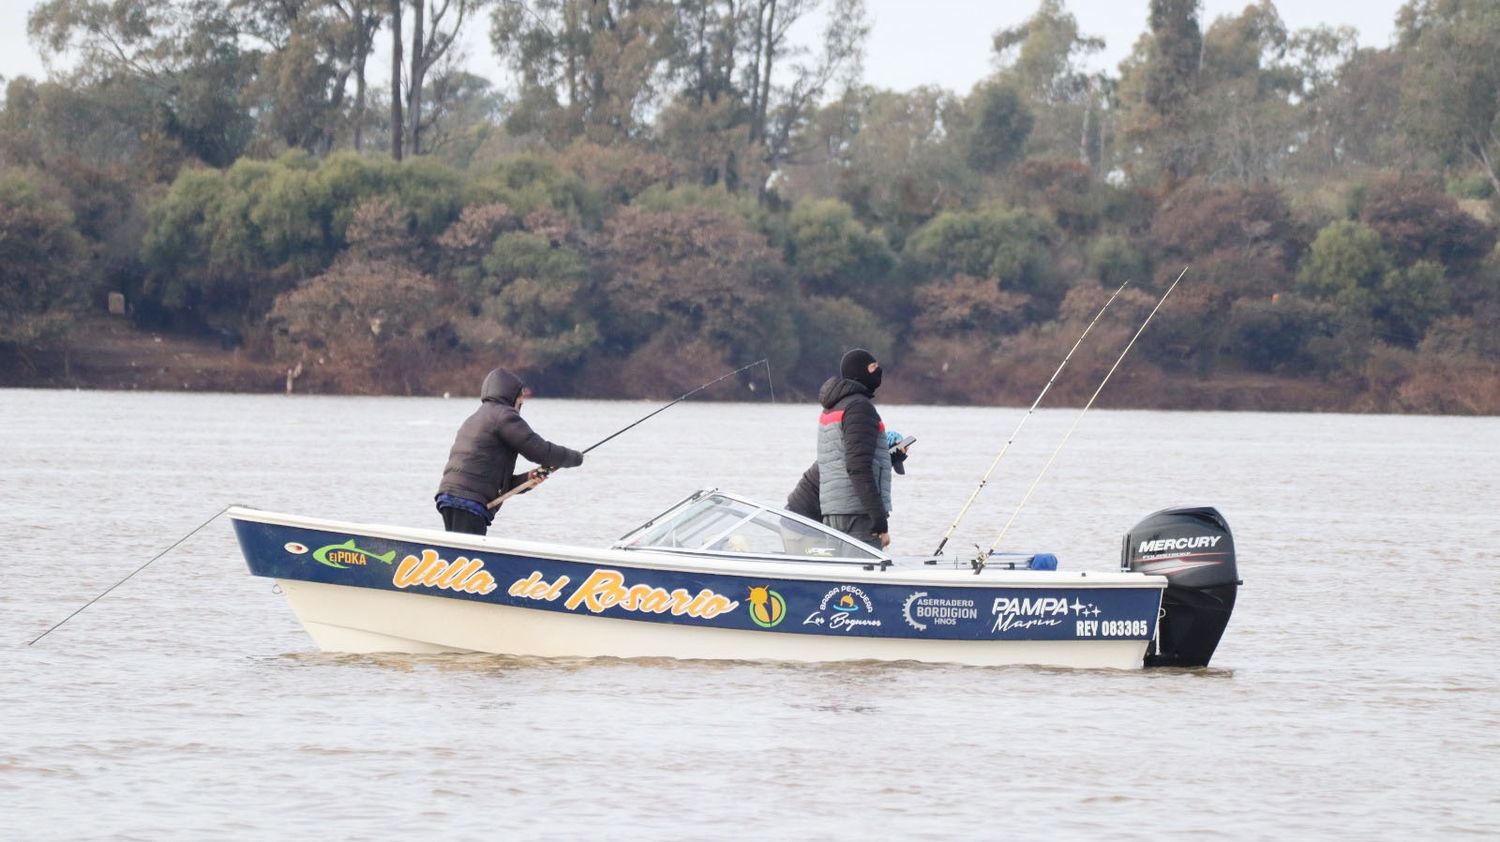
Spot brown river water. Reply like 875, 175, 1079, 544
2, 389, 1496, 839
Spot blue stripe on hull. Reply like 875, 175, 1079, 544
234, 519, 1160, 643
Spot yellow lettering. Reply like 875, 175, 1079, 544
392, 549, 495, 595
509, 572, 570, 602
566, 570, 626, 613
561, 569, 739, 618
435, 558, 462, 588
396, 552, 426, 585
509, 571, 543, 597
393, 550, 438, 589
640, 589, 670, 613
623, 583, 653, 610
698, 595, 734, 618
438, 558, 476, 589
463, 571, 497, 595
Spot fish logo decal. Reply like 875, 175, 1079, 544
312, 539, 397, 569
834, 593, 859, 612
747, 586, 787, 628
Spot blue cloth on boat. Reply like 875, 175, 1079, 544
435, 492, 495, 526
1028, 553, 1058, 571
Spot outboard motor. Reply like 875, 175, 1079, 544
1122, 506, 1238, 668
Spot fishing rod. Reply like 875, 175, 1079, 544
29, 505, 232, 645
931, 281, 1129, 557
487, 358, 772, 509
977, 266, 1189, 572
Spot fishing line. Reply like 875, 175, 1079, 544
979, 266, 1190, 570
931, 281, 1129, 557
489, 358, 772, 508
576, 357, 771, 456
28, 504, 232, 645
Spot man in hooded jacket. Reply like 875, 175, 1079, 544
815, 349, 892, 549
434, 368, 584, 535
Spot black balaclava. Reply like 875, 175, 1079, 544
840, 348, 882, 393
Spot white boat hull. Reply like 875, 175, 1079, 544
279, 579, 1152, 669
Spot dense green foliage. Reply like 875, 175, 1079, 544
3, 0, 1499, 410
0, 170, 88, 345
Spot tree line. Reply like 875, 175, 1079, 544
2, 0, 1499, 410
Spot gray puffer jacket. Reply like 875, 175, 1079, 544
815, 376, 891, 532
436, 368, 583, 504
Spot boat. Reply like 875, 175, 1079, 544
229, 489, 1238, 669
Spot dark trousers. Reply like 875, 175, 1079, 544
822, 513, 882, 549
440, 506, 489, 536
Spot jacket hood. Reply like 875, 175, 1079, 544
818, 376, 870, 409
480, 368, 526, 406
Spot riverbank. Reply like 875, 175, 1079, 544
3, 317, 1496, 413
1, 318, 287, 393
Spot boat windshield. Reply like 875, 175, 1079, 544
617, 491, 884, 562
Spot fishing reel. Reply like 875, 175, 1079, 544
972, 546, 1059, 573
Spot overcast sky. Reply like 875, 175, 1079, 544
1, 0, 1407, 96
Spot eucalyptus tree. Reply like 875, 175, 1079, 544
965, 82, 1033, 175
234, 0, 385, 152
490, 0, 678, 146
1306, 46, 1405, 173
488, 0, 866, 190
1116, 0, 1202, 184
0, 75, 151, 172
28, 0, 258, 168
1192, 2, 1301, 183
1397, 0, 1500, 195
806, 86, 975, 235
1280, 23, 1364, 175
989, 0, 1105, 169
417, 70, 505, 162
403, 0, 491, 157
751, 0, 869, 173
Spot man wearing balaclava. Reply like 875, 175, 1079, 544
434, 367, 584, 535
814, 349, 892, 549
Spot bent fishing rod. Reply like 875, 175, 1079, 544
977, 266, 1189, 572
931, 280, 1129, 557
487, 358, 772, 509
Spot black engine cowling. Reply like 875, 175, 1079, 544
1122, 506, 1238, 668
